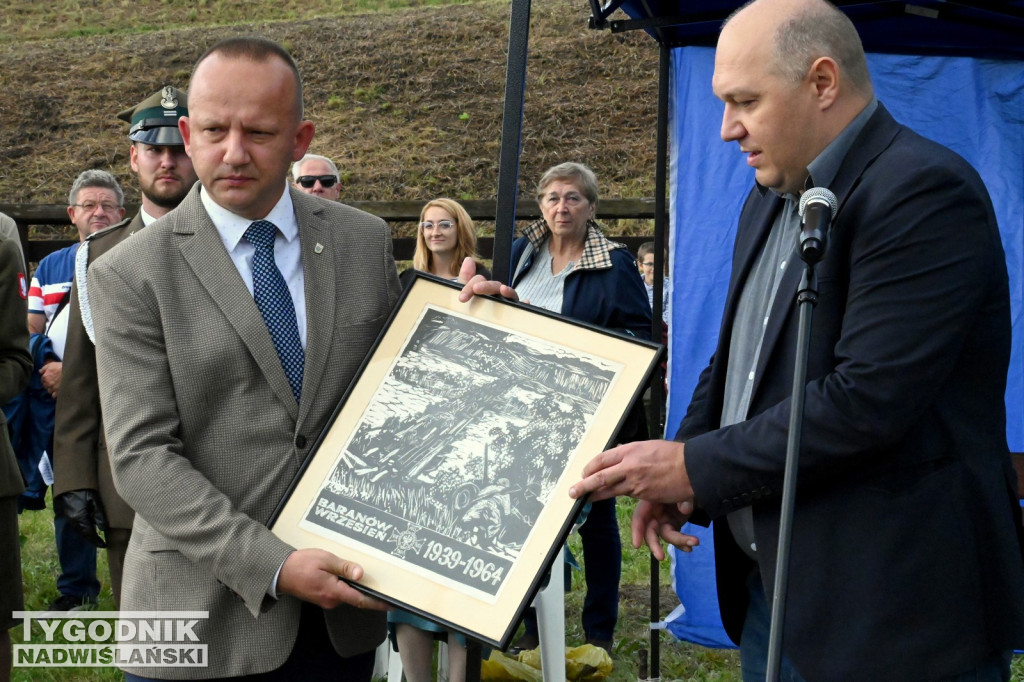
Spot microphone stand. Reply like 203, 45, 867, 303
765, 236, 825, 682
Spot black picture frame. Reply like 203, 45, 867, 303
270, 273, 663, 649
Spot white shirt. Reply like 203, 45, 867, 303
140, 206, 158, 226
199, 183, 306, 597
200, 184, 307, 348
47, 304, 70, 359
514, 241, 574, 314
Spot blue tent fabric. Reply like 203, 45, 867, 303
665, 522, 734, 648
664, 46, 1024, 645
665, 46, 1024, 448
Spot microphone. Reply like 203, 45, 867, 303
798, 187, 838, 264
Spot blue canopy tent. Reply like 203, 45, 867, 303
575, 0, 1024, 663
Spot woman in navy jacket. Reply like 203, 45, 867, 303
509, 162, 651, 652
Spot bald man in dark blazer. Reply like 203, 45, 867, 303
570, 0, 1024, 679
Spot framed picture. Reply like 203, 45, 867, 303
270, 273, 663, 649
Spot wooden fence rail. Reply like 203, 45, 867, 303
1, 198, 661, 264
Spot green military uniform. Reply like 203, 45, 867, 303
0, 211, 26, 272
0, 231, 32, 629
52, 86, 188, 605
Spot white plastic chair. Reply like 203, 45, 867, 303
532, 559, 567, 682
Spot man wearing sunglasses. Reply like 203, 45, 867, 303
291, 153, 341, 201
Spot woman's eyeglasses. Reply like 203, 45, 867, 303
541, 192, 585, 207
419, 220, 455, 231
296, 175, 338, 189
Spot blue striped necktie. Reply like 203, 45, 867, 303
243, 220, 304, 402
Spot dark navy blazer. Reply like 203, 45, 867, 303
678, 104, 1024, 681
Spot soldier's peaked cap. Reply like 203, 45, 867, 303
117, 86, 188, 146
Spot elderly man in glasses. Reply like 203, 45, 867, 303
31, 170, 126, 337
291, 152, 341, 201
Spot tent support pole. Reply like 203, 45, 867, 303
492, 0, 531, 285
647, 38, 671, 682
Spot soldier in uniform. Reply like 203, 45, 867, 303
0, 212, 25, 271
0, 221, 31, 681
52, 86, 197, 605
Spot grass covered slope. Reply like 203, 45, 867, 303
0, 0, 659, 247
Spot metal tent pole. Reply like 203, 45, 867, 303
467, 3, 530, 677
645, 38, 671, 682
491, 0, 532, 285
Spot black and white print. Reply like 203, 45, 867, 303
300, 305, 622, 596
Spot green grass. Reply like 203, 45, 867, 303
13, 492, 121, 682
11, 491, 736, 681
561, 497, 742, 681
13, 493, 1024, 680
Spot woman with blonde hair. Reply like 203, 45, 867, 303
402, 198, 490, 285
390, 198, 491, 681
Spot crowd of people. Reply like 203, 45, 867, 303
3, 0, 1024, 680
0, 37, 657, 682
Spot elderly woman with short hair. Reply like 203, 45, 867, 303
508, 161, 652, 652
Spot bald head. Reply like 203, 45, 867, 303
712, 0, 874, 194
192, 37, 305, 121
725, 0, 872, 97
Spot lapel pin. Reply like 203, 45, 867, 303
314, 243, 324, 254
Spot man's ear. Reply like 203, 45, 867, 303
292, 120, 315, 161
808, 56, 840, 109
178, 116, 192, 154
